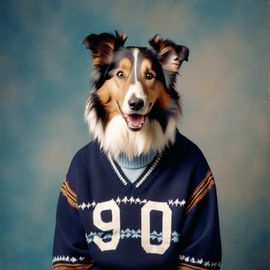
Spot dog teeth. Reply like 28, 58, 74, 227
128, 122, 144, 129
121, 113, 146, 131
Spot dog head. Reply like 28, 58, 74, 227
83, 31, 189, 158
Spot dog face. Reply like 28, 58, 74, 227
83, 32, 189, 158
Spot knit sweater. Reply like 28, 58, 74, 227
52, 131, 222, 270
116, 151, 157, 183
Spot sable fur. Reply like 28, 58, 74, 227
83, 31, 189, 158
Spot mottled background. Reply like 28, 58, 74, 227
1, 1, 269, 269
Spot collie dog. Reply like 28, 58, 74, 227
83, 32, 189, 158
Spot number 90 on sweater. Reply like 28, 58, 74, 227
93, 199, 172, 254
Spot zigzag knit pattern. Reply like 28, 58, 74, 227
78, 196, 186, 210
85, 228, 180, 244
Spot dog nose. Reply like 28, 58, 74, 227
128, 95, 144, 111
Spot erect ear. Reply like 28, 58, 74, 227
82, 31, 127, 65
149, 35, 189, 72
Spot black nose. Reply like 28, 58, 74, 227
128, 95, 144, 111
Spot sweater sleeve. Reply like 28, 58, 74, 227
52, 152, 94, 270
178, 168, 222, 270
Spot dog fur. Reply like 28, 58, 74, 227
83, 31, 189, 159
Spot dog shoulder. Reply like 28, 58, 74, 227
174, 131, 210, 169
67, 141, 97, 177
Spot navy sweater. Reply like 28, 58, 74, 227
52, 132, 222, 270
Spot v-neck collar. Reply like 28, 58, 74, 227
107, 152, 163, 189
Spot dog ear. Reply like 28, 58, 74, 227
82, 31, 127, 65
149, 35, 189, 72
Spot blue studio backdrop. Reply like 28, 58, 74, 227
1, 1, 269, 269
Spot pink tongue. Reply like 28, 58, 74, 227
127, 115, 144, 126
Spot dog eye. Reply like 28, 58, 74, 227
116, 71, 125, 78
145, 72, 154, 80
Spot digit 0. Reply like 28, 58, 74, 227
141, 201, 172, 254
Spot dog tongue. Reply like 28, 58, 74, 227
126, 114, 145, 127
